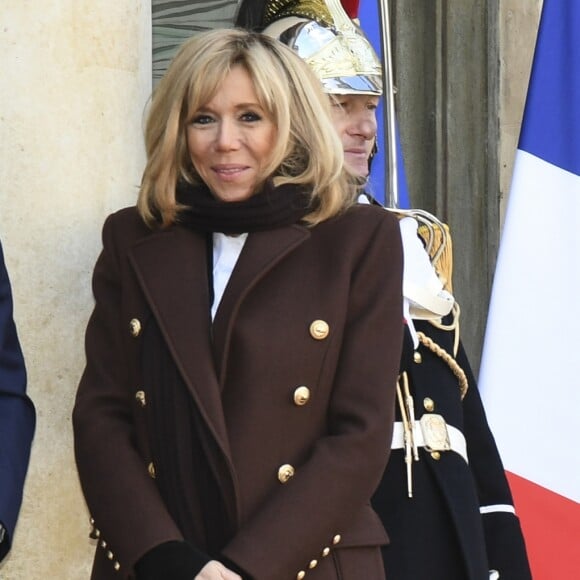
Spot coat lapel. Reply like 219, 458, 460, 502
128, 226, 232, 461
212, 224, 310, 387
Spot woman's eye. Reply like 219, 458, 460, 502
332, 101, 347, 110
240, 111, 262, 122
191, 114, 214, 125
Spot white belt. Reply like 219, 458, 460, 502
391, 418, 468, 463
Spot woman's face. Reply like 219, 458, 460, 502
186, 65, 277, 202
330, 94, 379, 178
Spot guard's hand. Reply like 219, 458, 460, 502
195, 560, 242, 580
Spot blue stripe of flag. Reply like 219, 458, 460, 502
518, 0, 580, 177
358, 0, 410, 208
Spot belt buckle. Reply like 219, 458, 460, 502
419, 414, 451, 452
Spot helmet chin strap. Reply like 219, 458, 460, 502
368, 137, 378, 173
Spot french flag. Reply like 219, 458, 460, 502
479, 1, 580, 578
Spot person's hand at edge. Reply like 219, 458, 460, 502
195, 560, 242, 580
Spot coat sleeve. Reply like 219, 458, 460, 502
72, 214, 184, 577
0, 242, 35, 562
221, 211, 404, 579
458, 344, 532, 579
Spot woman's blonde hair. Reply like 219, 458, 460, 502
138, 28, 355, 227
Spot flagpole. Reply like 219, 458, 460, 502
376, 0, 398, 208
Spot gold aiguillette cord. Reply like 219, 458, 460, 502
396, 372, 418, 498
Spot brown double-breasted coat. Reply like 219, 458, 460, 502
73, 203, 403, 580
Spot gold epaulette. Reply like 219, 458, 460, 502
388, 208, 454, 293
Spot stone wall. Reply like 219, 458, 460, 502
499, 0, 544, 225
0, 2, 151, 577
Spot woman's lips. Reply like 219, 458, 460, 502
212, 165, 248, 179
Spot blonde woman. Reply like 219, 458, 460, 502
73, 29, 403, 580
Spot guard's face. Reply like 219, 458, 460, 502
186, 65, 277, 202
330, 94, 379, 178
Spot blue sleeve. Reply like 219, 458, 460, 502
0, 241, 35, 561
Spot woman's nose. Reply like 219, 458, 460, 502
216, 120, 241, 150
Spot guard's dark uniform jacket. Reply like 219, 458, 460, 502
372, 317, 532, 580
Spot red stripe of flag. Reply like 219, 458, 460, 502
506, 471, 580, 579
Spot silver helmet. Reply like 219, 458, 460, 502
262, 0, 382, 96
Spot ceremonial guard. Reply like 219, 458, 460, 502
373, 213, 532, 579
237, 0, 533, 577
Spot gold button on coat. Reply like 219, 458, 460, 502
293, 386, 311, 406
309, 559, 318, 569
423, 397, 435, 412
129, 318, 142, 337
322, 547, 330, 557
413, 351, 422, 364
277, 464, 295, 483
309, 319, 329, 340
113, 562, 121, 571
431, 451, 441, 460
297, 572, 306, 580
332, 534, 341, 545
148, 462, 156, 479
135, 390, 146, 407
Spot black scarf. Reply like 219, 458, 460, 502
143, 320, 234, 558
175, 179, 313, 234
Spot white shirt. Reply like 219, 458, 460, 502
211, 232, 248, 320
